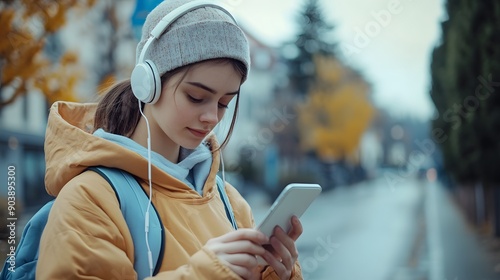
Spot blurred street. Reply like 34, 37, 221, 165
246, 175, 500, 280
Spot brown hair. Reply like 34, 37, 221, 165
94, 58, 247, 151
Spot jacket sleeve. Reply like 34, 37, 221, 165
224, 183, 304, 280
37, 172, 241, 280
261, 262, 303, 280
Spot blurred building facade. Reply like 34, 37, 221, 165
222, 28, 282, 185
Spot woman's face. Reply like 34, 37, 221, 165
151, 60, 242, 150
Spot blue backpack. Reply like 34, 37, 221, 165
0, 166, 237, 280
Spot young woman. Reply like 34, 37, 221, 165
37, 0, 304, 279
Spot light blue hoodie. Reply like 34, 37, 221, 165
93, 128, 213, 195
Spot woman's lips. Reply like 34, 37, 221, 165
188, 128, 209, 138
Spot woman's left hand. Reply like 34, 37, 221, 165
261, 215, 303, 279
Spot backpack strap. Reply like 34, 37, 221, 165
89, 167, 164, 279
216, 176, 238, 230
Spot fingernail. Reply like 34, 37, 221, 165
261, 233, 269, 243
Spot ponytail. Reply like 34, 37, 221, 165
94, 79, 142, 137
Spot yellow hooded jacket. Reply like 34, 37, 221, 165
37, 101, 303, 279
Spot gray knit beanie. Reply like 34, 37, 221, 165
136, 0, 250, 79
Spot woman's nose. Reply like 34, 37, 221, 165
200, 104, 219, 125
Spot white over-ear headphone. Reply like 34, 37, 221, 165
130, 0, 237, 104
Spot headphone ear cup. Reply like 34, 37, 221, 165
131, 60, 161, 104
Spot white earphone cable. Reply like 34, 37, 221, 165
220, 149, 226, 184
138, 99, 154, 277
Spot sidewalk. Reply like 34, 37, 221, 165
424, 181, 500, 280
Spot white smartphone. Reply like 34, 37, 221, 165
256, 183, 322, 238
255, 183, 322, 265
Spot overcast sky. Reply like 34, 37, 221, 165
225, 0, 446, 121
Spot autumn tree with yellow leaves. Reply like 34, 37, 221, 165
0, 0, 95, 109
298, 55, 375, 163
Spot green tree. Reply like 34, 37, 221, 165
430, 0, 500, 236
286, 0, 336, 96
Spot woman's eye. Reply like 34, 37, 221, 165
218, 102, 229, 109
188, 95, 203, 103
188, 93, 229, 108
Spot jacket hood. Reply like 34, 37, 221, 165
44, 101, 221, 197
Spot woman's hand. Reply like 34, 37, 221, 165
261, 216, 303, 280
205, 229, 269, 280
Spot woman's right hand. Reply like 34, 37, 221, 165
205, 229, 269, 280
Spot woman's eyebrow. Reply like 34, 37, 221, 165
186, 82, 239, 95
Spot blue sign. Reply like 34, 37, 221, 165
131, 0, 163, 41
